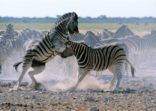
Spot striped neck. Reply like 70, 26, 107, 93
55, 18, 70, 39
69, 41, 89, 55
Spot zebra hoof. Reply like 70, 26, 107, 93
34, 83, 42, 89
31, 83, 46, 90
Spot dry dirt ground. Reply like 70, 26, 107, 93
0, 77, 156, 111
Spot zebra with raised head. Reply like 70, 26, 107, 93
59, 39, 135, 91
12, 12, 79, 90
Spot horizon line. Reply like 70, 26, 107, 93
0, 15, 156, 18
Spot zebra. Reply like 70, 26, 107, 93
11, 12, 79, 90
99, 33, 156, 58
59, 39, 135, 91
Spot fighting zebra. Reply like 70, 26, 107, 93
59, 39, 135, 91
12, 12, 79, 90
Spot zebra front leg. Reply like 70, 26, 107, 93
68, 69, 89, 91
28, 65, 45, 89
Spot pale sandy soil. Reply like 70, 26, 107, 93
0, 77, 156, 111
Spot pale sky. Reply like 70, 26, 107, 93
0, 0, 155, 17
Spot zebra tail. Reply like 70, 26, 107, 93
126, 59, 135, 77
13, 62, 22, 72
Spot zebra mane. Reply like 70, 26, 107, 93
55, 17, 70, 28
68, 40, 89, 48
55, 12, 78, 26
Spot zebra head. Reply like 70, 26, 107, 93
49, 12, 79, 52
67, 12, 79, 34
55, 12, 79, 36
59, 41, 74, 58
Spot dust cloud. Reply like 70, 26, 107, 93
1, 48, 156, 91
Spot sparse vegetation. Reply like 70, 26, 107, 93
0, 22, 156, 36
0, 16, 156, 33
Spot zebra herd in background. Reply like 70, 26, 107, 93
0, 24, 44, 75
0, 12, 155, 91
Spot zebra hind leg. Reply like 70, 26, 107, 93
9, 62, 29, 91
108, 65, 116, 91
28, 60, 45, 90
114, 63, 124, 92
14, 60, 33, 90
124, 61, 129, 79
108, 63, 123, 92
11, 69, 28, 91
11, 60, 33, 91
9, 59, 33, 91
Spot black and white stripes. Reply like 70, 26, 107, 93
60, 40, 135, 91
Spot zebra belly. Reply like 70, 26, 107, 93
92, 65, 107, 71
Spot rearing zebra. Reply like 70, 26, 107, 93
59, 40, 135, 91
12, 12, 79, 90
